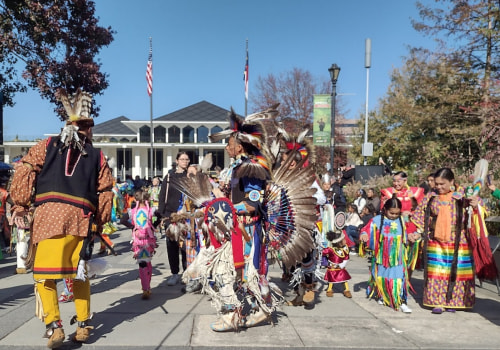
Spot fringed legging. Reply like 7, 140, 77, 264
36, 279, 90, 324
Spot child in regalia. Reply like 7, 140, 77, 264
360, 193, 419, 313
322, 230, 352, 298
122, 189, 158, 299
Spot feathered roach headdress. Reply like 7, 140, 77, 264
57, 88, 94, 155
209, 104, 279, 179
59, 88, 94, 126
272, 127, 314, 169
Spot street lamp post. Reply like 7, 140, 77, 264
328, 63, 341, 176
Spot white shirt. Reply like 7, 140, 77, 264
353, 197, 366, 214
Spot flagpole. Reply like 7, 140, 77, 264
244, 39, 248, 116
148, 37, 154, 179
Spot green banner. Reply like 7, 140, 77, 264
313, 94, 331, 146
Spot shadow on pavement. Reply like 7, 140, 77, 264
0, 283, 34, 310
85, 279, 184, 346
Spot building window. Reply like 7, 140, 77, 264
210, 126, 223, 143
197, 126, 209, 143
139, 126, 151, 143
117, 148, 132, 181
154, 126, 166, 143
183, 126, 195, 143
147, 148, 163, 177
168, 126, 180, 143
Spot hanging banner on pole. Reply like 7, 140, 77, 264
313, 94, 331, 146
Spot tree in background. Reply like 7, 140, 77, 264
251, 67, 347, 173
350, 0, 500, 175
413, 0, 500, 103
0, 0, 114, 120
412, 0, 500, 172
251, 68, 328, 134
353, 48, 483, 173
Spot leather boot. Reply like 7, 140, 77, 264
210, 312, 237, 332
44, 321, 65, 349
241, 309, 269, 328
286, 289, 304, 306
303, 283, 316, 304
72, 320, 93, 343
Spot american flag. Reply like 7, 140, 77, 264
146, 39, 153, 96
244, 47, 249, 100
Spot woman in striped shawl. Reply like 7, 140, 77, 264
411, 167, 481, 314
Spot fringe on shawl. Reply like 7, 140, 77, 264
469, 205, 499, 280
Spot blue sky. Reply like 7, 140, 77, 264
4, 0, 436, 140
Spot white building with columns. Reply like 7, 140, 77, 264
2, 100, 231, 180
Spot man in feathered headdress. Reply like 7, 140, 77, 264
205, 105, 278, 331
9, 88, 114, 348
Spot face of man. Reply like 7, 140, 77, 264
225, 136, 243, 158
74, 123, 93, 139
281, 153, 297, 170
392, 174, 407, 191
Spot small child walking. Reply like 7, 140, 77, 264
122, 189, 158, 299
360, 194, 419, 313
322, 231, 352, 298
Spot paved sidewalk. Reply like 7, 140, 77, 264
1, 225, 500, 349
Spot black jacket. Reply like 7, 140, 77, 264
157, 169, 187, 218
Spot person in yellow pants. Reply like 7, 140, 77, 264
10, 88, 113, 349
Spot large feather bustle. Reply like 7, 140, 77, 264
266, 157, 319, 268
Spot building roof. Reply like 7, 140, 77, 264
92, 116, 134, 135
92, 101, 232, 136
155, 100, 231, 122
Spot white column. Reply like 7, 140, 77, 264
134, 150, 142, 179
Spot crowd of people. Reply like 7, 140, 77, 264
1, 89, 498, 348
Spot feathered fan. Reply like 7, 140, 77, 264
169, 172, 214, 208
472, 158, 488, 195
